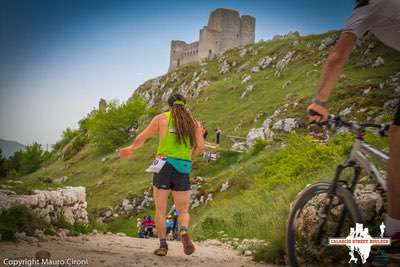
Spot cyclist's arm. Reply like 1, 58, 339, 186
314, 32, 357, 102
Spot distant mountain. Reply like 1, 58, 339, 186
0, 139, 26, 158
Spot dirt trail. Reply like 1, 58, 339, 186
0, 234, 279, 267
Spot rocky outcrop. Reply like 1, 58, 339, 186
318, 34, 338, 50
272, 118, 298, 132
0, 187, 88, 225
275, 51, 295, 75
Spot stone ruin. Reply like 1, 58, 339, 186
0, 186, 88, 225
169, 8, 255, 71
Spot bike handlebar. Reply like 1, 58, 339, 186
324, 116, 388, 137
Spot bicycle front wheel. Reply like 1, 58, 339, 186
286, 181, 363, 267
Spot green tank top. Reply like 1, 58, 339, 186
157, 111, 192, 161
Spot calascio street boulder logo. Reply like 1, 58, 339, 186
329, 223, 391, 264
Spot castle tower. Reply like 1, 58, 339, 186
168, 8, 255, 71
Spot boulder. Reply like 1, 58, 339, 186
231, 142, 247, 152
258, 56, 273, 69
372, 57, 385, 67
272, 118, 298, 132
220, 181, 230, 192
262, 118, 274, 140
246, 128, 266, 146
53, 176, 69, 184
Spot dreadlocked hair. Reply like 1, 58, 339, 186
167, 94, 197, 148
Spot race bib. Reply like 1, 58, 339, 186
145, 158, 166, 173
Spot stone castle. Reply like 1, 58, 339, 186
169, 8, 255, 71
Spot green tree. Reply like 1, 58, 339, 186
7, 150, 23, 176
20, 143, 44, 175
0, 149, 7, 178
87, 98, 146, 153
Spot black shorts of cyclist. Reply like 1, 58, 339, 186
394, 101, 400, 126
153, 162, 190, 191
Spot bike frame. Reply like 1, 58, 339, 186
316, 132, 389, 242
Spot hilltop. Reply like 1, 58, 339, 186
0, 139, 25, 158
1, 30, 399, 264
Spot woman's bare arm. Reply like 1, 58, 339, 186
192, 121, 205, 158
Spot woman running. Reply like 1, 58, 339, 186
119, 94, 205, 256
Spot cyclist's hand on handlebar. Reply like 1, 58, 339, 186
307, 103, 329, 126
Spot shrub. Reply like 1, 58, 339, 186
87, 98, 147, 153
0, 206, 47, 240
250, 139, 269, 155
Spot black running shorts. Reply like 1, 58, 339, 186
394, 101, 400, 126
153, 162, 190, 191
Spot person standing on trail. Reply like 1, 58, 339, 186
307, 0, 400, 253
119, 94, 205, 256
215, 128, 222, 145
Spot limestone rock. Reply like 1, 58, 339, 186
318, 34, 338, 50
275, 51, 295, 72
220, 181, 230, 192
372, 56, 385, 67
339, 107, 353, 116
240, 85, 254, 98
219, 60, 230, 74
272, 118, 298, 132
241, 74, 251, 84
257, 56, 273, 69
53, 176, 69, 184
246, 128, 265, 146
62, 207, 75, 225
231, 142, 247, 152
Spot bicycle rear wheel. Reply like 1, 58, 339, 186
286, 181, 363, 267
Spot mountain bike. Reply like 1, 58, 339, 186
286, 116, 391, 266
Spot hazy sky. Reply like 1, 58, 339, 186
0, 0, 354, 146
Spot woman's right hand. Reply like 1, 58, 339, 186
118, 146, 134, 159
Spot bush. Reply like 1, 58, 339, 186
0, 206, 47, 240
250, 139, 269, 155
87, 98, 147, 153
53, 216, 91, 236
257, 133, 353, 190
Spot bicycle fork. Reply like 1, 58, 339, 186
314, 162, 360, 244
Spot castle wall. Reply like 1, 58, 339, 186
169, 8, 255, 71
240, 15, 256, 46
198, 27, 220, 60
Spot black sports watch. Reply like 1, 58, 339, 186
312, 97, 327, 107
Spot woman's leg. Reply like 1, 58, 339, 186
172, 190, 195, 255
172, 190, 190, 229
153, 186, 170, 240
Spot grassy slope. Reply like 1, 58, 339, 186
3, 30, 399, 262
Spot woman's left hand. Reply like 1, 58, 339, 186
118, 146, 134, 159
